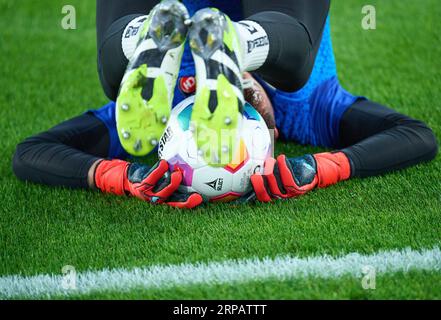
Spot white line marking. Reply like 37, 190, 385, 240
1, 247, 440, 299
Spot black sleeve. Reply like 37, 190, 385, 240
242, 0, 330, 92
96, 0, 158, 100
13, 114, 110, 189
339, 99, 438, 178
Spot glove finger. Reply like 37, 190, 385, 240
251, 174, 272, 203
277, 155, 299, 191
263, 157, 276, 175
151, 169, 183, 200
143, 160, 170, 187
266, 173, 287, 198
151, 171, 171, 193
167, 193, 204, 209
262, 157, 287, 198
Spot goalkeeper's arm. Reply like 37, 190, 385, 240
250, 100, 438, 202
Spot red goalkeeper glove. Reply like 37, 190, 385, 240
94, 159, 203, 209
250, 152, 351, 202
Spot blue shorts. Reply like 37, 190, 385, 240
258, 76, 361, 148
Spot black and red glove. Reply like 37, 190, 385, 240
94, 159, 203, 209
250, 152, 351, 202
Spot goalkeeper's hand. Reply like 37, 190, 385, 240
94, 159, 203, 209
250, 152, 351, 202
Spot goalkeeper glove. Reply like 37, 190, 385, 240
94, 159, 203, 209
251, 152, 351, 202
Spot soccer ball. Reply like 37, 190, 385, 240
158, 96, 272, 202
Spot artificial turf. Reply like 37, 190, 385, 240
0, 0, 440, 299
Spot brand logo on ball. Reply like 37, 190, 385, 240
205, 178, 224, 191
158, 126, 173, 157
179, 76, 196, 95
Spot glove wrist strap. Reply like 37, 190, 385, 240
94, 160, 130, 196
313, 152, 351, 188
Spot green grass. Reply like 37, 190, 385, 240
0, 0, 440, 299
68, 271, 441, 300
